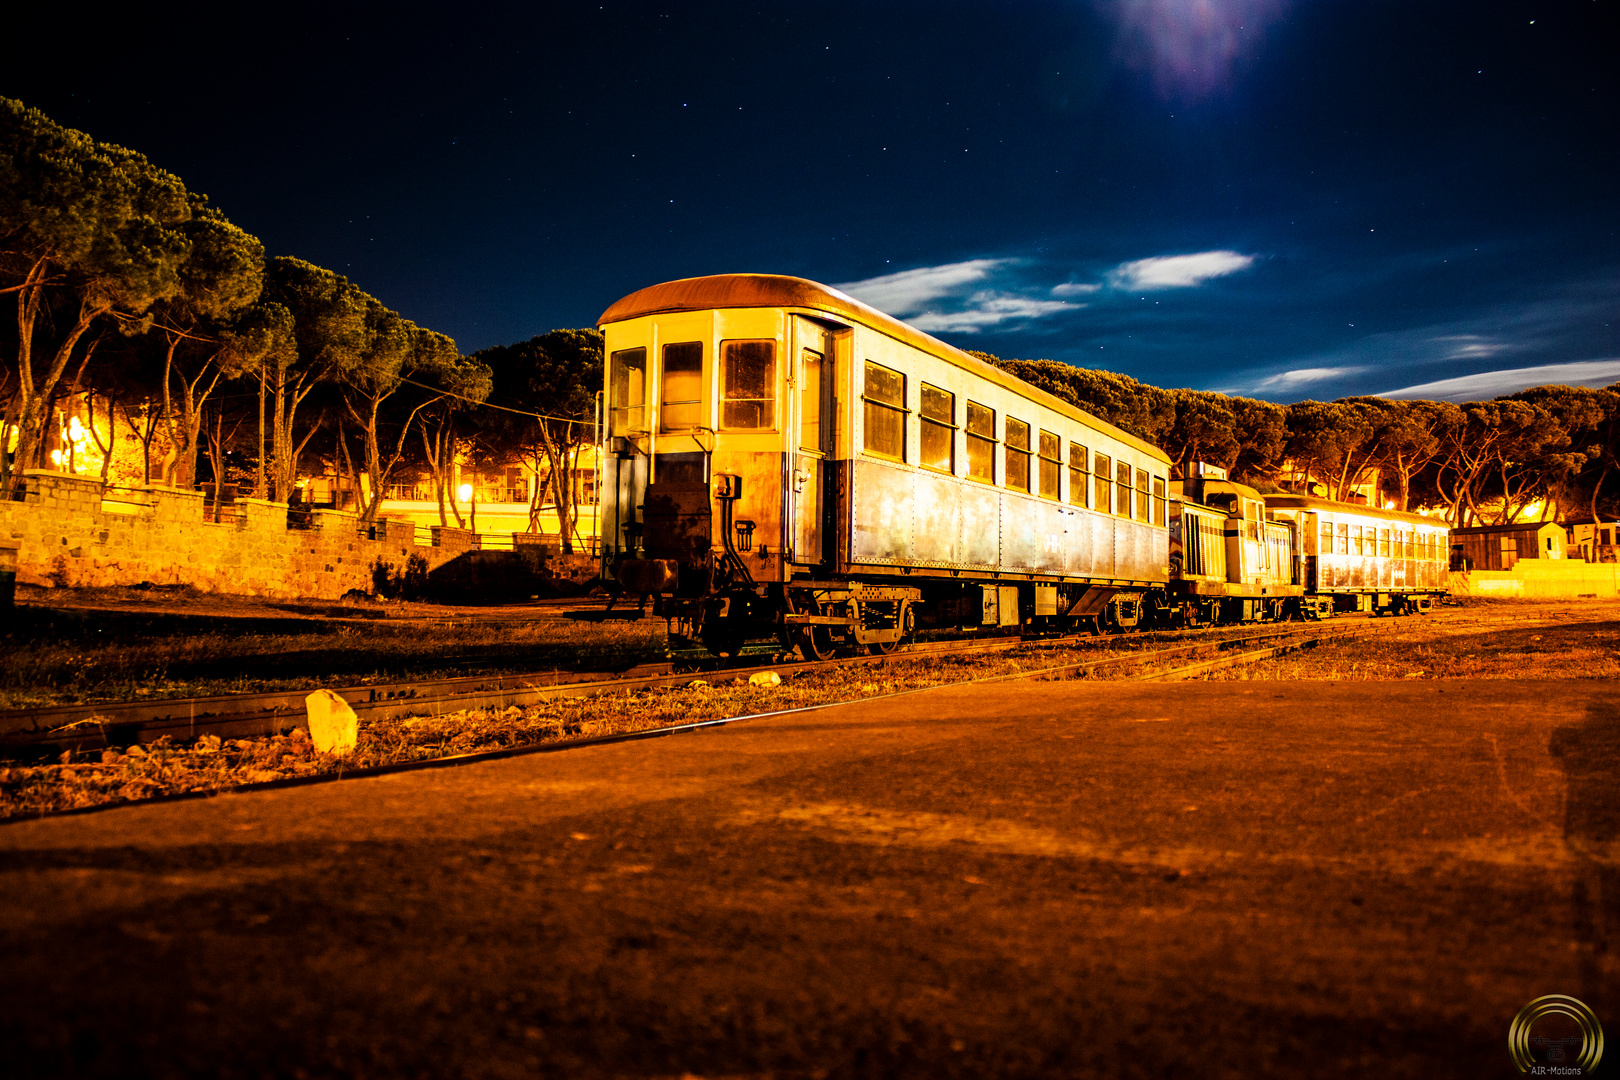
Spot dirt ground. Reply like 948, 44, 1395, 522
1, 675, 1611, 1079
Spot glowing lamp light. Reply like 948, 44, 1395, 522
457, 483, 474, 503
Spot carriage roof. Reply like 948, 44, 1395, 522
599, 273, 1168, 463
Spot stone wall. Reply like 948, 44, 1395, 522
0, 470, 598, 601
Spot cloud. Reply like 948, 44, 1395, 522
1431, 334, 1506, 360
1381, 359, 1620, 402
1051, 281, 1101, 297
909, 293, 1074, 333
1252, 367, 1366, 392
836, 259, 1009, 316
1107, 250, 1256, 290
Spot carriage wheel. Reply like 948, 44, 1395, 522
867, 601, 915, 656
797, 625, 837, 661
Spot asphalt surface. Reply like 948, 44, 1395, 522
2, 677, 1614, 1079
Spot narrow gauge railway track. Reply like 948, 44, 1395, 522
1, 615, 1397, 753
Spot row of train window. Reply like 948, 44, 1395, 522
1319, 520, 1444, 560
863, 360, 1167, 524
608, 342, 1168, 525
609, 341, 778, 435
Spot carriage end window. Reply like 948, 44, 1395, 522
1005, 418, 1031, 493
1038, 430, 1061, 500
966, 401, 995, 482
609, 347, 646, 436
1068, 443, 1089, 507
720, 340, 775, 430
1093, 454, 1112, 513
919, 383, 955, 473
1152, 476, 1166, 526
862, 360, 906, 460
660, 341, 702, 431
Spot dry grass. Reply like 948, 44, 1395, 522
1198, 600, 1620, 681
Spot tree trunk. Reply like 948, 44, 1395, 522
255, 371, 267, 499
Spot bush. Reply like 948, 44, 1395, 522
371, 553, 431, 601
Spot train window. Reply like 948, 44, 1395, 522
609, 347, 647, 435
1320, 520, 1333, 556
799, 349, 823, 451
919, 384, 955, 473
1094, 454, 1111, 513
1135, 469, 1150, 522
1115, 461, 1132, 517
1068, 444, 1089, 507
966, 402, 995, 482
660, 341, 703, 431
1381, 529, 1391, 557
1337, 522, 1349, 555
1152, 476, 1166, 526
862, 360, 906, 460
720, 340, 776, 429
1354, 525, 1366, 555
1038, 431, 1061, 500
1005, 418, 1031, 493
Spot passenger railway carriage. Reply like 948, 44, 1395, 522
596, 273, 1451, 656
1263, 493, 1450, 616
597, 274, 1173, 656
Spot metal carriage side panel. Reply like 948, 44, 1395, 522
1091, 511, 1116, 577
849, 457, 913, 563
1032, 498, 1068, 574
911, 467, 963, 564
1115, 518, 1149, 579
1065, 508, 1094, 575
1000, 492, 1043, 572
958, 482, 1000, 568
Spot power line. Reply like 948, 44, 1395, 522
395, 375, 591, 425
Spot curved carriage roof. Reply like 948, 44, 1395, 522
1264, 493, 1445, 528
599, 273, 1168, 462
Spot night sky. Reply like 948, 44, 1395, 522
8, 1, 1617, 403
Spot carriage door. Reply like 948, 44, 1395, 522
792, 319, 831, 565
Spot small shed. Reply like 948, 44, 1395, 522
1450, 521, 1566, 571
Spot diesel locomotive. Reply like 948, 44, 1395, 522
595, 274, 1450, 656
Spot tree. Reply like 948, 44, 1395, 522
342, 307, 468, 524
1, 97, 195, 493
974, 354, 1176, 444
470, 329, 601, 551
146, 202, 267, 487
258, 257, 368, 501
1508, 384, 1619, 524
1284, 401, 1374, 500
1164, 389, 1238, 476
1223, 396, 1288, 482
1339, 397, 1459, 512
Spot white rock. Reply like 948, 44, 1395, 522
304, 690, 358, 755
748, 671, 782, 688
